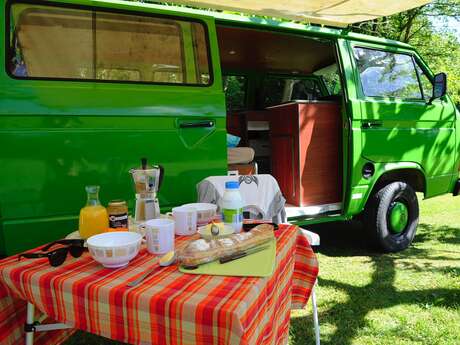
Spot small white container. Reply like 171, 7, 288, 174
141, 218, 175, 255
87, 231, 142, 268
168, 206, 197, 236
220, 181, 244, 233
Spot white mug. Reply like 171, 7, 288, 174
168, 206, 197, 236
141, 218, 175, 255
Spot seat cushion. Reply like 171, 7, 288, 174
227, 147, 255, 164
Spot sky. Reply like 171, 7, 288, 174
432, 16, 460, 40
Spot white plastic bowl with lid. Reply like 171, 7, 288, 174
182, 203, 217, 225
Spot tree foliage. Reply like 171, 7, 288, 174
350, 0, 460, 105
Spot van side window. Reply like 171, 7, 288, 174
353, 47, 422, 99
415, 64, 433, 100
192, 24, 211, 84
8, 3, 211, 85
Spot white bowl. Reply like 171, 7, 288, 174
87, 232, 142, 268
182, 203, 217, 225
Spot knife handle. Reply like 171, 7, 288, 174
219, 251, 246, 264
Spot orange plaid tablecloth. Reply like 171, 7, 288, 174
0, 224, 318, 345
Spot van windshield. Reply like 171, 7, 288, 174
314, 64, 342, 96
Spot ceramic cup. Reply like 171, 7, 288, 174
141, 218, 175, 255
168, 206, 197, 236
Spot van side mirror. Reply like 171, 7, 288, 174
429, 72, 447, 104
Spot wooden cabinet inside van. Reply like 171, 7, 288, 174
227, 101, 342, 207
268, 101, 342, 206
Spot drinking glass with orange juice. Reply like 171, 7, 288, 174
79, 185, 108, 239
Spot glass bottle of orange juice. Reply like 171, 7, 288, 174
79, 185, 108, 239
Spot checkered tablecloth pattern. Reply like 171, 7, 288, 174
0, 224, 318, 345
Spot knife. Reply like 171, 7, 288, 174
219, 245, 269, 264
242, 222, 279, 232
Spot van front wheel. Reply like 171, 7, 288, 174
364, 181, 419, 252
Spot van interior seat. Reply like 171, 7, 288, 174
227, 147, 255, 165
227, 147, 257, 175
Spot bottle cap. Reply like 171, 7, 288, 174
225, 181, 239, 189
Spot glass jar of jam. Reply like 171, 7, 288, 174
107, 200, 129, 230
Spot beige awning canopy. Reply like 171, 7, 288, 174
167, 0, 431, 27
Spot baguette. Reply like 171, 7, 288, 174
179, 224, 274, 267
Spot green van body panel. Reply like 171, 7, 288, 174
0, 0, 459, 255
341, 39, 459, 215
0, 0, 227, 254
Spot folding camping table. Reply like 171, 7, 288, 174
0, 224, 318, 345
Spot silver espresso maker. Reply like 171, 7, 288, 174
130, 158, 164, 222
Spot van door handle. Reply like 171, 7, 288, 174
179, 120, 215, 129
362, 121, 383, 129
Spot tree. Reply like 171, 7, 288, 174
350, 0, 460, 106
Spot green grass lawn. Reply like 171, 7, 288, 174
64, 194, 460, 345
291, 194, 460, 345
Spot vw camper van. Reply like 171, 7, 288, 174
1, 0, 459, 255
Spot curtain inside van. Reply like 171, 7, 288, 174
16, 7, 93, 79
167, 0, 431, 27
9, 4, 210, 84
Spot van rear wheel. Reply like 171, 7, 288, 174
364, 181, 419, 252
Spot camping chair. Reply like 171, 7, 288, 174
197, 174, 286, 223
197, 174, 320, 344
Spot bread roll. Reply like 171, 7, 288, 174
179, 224, 274, 267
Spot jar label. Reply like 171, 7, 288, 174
109, 213, 128, 229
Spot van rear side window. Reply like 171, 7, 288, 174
353, 47, 422, 99
7, 3, 211, 85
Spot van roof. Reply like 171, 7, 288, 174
75, 0, 416, 50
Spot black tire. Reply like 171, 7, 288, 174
364, 181, 419, 252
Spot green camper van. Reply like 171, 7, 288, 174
1, 0, 459, 255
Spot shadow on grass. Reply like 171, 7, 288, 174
309, 220, 460, 259
290, 221, 460, 345
307, 220, 378, 257
415, 224, 460, 246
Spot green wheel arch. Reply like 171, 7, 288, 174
372, 167, 426, 195
350, 163, 427, 217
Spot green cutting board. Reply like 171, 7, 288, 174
179, 238, 276, 277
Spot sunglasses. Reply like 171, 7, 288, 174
18, 239, 86, 267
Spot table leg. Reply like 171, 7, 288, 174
311, 281, 320, 345
24, 302, 73, 345
25, 302, 35, 345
